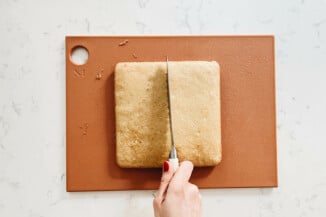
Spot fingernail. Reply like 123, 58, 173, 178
163, 161, 169, 172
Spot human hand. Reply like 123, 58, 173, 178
153, 161, 202, 217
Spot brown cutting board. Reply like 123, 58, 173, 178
66, 36, 277, 191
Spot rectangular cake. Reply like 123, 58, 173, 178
114, 61, 221, 168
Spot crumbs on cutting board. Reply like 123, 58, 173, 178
96, 69, 104, 80
118, 39, 129, 46
96, 72, 102, 80
132, 53, 138, 59
80, 123, 89, 135
73, 68, 86, 78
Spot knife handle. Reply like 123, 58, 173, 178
169, 158, 179, 172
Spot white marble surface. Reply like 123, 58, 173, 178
1, 0, 326, 216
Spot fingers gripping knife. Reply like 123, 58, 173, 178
166, 56, 179, 171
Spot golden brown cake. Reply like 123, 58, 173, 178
114, 61, 221, 168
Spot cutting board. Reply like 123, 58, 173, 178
66, 36, 277, 191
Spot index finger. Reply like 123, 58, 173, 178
169, 161, 194, 190
155, 161, 174, 201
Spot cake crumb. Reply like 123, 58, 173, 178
96, 72, 102, 80
118, 39, 129, 46
80, 123, 89, 135
132, 53, 138, 59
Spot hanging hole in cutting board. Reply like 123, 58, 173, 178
70, 46, 89, 65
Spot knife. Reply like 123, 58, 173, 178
166, 56, 179, 171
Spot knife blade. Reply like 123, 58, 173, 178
166, 56, 179, 171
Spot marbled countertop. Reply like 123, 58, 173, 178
1, 0, 326, 216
